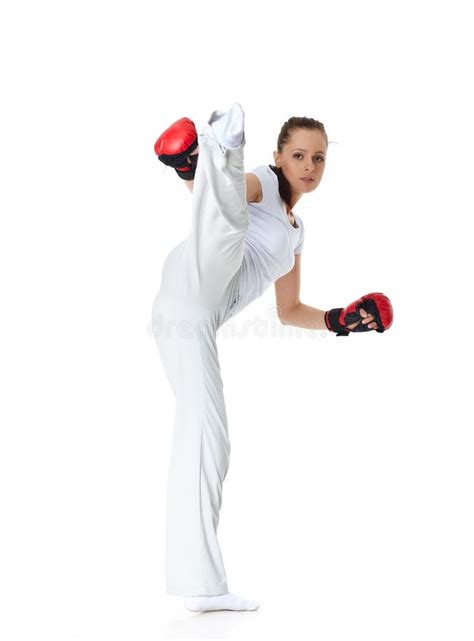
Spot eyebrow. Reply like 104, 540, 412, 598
292, 148, 326, 154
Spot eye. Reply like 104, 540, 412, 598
293, 153, 325, 162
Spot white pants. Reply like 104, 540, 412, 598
151, 113, 249, 596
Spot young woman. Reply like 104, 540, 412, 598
151, 103, 393, 613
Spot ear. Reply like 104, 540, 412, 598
273, 151, 279, 165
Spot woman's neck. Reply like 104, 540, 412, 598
287, 190, 302, 214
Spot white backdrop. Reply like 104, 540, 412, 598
1, 1, 473, 640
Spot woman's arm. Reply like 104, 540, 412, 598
274, 255, 327, 327
275, 255, 378, 330
280, 302, 328, 330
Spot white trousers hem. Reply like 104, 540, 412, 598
166, 578, 229, 597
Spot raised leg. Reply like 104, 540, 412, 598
184, 106, 248, 307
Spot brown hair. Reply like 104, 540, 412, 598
269, 116, 329, 212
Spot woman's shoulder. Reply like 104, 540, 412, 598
247, 165, 279, 207
248, 164, 275, 181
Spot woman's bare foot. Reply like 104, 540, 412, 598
209, 102, 245, 150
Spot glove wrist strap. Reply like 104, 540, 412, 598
157, 139, 199, 180
325, 308, 350, 336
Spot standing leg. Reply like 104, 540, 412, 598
152, 304, 260, 610
157, 318, 230, 596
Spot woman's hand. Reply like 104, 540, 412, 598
346, 307, 378, 331
325, 293, 393, 335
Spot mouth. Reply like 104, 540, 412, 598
300, 177, 314, 182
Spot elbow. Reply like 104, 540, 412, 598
278, 302, 300, 325
276, 306, 288, 325
276, 310, 287, 325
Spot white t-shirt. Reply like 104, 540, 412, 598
234, 164, 305, 314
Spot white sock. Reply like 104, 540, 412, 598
208, 102, 245, 150
184, 591, 260, 612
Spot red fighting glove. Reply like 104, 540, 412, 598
325, 292, 393, 336
154, 117, 199, 181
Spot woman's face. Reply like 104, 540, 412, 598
273, 128, 327, 197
